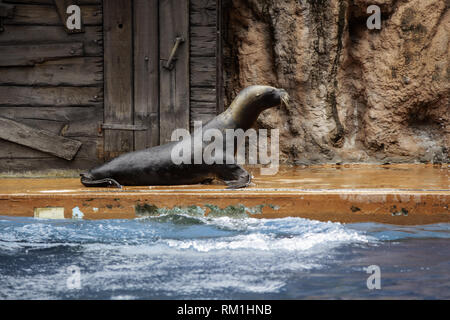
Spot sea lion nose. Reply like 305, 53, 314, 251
277, 88, 289, 108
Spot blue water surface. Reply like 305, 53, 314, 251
0, 214, 449, 299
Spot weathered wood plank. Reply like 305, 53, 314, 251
0, 25, 102, 56
0, 136, 96, 159
0, 86, 102, 107
190, 101, 217, 127
191, 102, 217, 114
190, 26, 216, 57
134, 0, 159, 150
0, 106, 102, 137
191, 87, 216, 102
191, 0, 216, 11
0, 157, 100, 171
103, 0, 133, 160
54, 0, 85, 33
190, 105, 216, 128
3, 4, 102, 25
0, 116, 82, 160
191, 0, 216, 26
159, 0, 189, 143
0, 42, 84, 66
0, 57, 102, 86
190, 113, 215, 125
190, 56, 216, 87
0, 1, 14, 18
3, 0, 100, 4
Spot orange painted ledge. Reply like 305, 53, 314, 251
0, 164, 448, 225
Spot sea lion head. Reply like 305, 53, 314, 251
228, 85, 289, 129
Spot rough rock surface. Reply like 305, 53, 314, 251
223, 0, 449, 164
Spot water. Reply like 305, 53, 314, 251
0, 215, 449, 299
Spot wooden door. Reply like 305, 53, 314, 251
103, 0, 190, 160
0, 0, 221, 171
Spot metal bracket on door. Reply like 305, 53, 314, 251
99, 123, 148, 136
163, 37, 185, 70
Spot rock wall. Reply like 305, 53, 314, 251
222, 0, 449, 164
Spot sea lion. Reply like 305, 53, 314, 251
80, 85, 288, 189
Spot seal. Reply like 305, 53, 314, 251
80, 85, 288, 189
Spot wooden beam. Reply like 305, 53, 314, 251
0, 165, 448, 225
0, 116, 82, 160
103, 0, 133, 160
0, 25, 102, 56
101, 123, 147, 131
0, 86, 102, 107
0, 57, 102, 86
0, 42, 84, 67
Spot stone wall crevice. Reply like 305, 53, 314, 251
223, 0, 449, 164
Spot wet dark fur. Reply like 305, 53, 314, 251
81, 86, 288, 189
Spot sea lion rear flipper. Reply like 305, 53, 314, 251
81, 174, 122, 189
218, 165, 252, 189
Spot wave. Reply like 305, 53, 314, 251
0, 215, 449, 299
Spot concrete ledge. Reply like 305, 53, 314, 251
0, 164, 448, 225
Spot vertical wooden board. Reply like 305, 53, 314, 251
134, 0, 159, 150
103, 0, 133, 160
159, 0, 189, 144
216, 0, 224, 114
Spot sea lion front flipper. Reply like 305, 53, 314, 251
218, 164, 252, 189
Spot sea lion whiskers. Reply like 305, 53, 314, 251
280, 89, 290, 109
